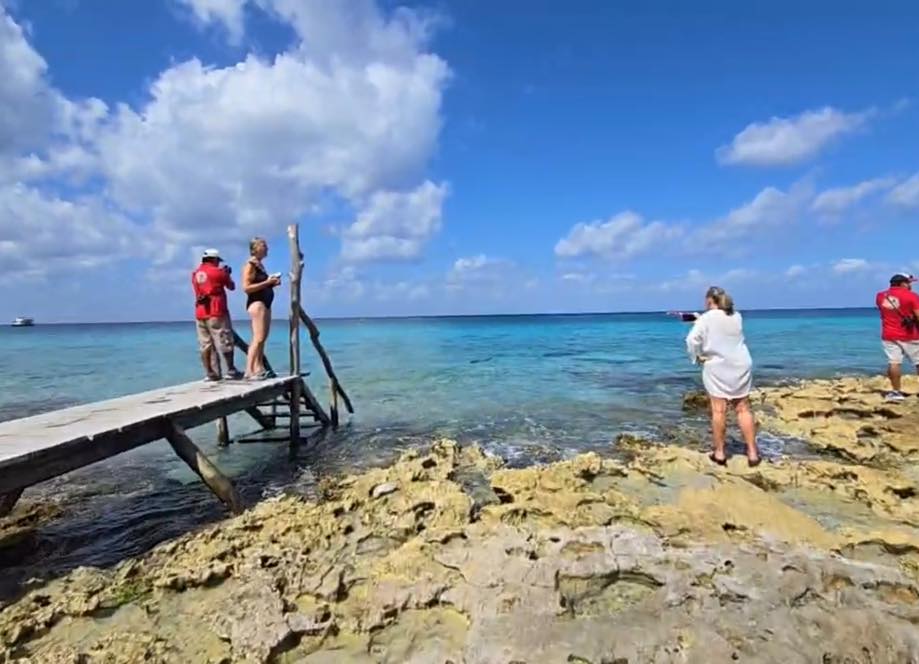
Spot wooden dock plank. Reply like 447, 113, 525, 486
0, 377, 299, 493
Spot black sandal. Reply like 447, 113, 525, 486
709, 453, 727, 466
747, 457, 762, 468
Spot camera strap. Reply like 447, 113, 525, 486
886, 294, 916, 330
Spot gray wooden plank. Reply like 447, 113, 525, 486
0, 378, 304, 493
0, 377, 297, 465
0, 375, 336, 494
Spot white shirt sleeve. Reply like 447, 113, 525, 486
685, 315, 706, 364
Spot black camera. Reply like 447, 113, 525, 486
222, 265, 232, 275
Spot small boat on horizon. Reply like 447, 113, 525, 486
11, 317, 35, 327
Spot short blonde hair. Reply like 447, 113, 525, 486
706, 286, 735, 315
249, 236, 267, 256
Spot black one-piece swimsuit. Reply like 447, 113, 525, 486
246, 260, 275, 309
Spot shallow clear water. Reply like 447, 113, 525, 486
0, 309, 885, 589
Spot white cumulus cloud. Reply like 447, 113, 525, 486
811, 177, 895, 216
833, 258, 869, 274
0, 8, 106, 182
446, 253, 515, 288
0, 183, 152, 275
716, 106, 871, 167
692, 183, 810, 249
176, 0, 247, 43
887, 173, 919, 209
97, 43, 448, 252
340, 180, 448, 262
554, 211, 682, 261
0, 9, 55, 157
0, 0, 451, 278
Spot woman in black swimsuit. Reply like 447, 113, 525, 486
241, 237, 280, 380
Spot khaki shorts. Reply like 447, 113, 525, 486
883, 340, 919, 365
196, 317, 233, 354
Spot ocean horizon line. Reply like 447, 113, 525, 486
4, 305, 878, 327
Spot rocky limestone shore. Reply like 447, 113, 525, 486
1, 375, 919, 663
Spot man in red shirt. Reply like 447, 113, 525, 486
192, 249, 243, 381
876, 273, 919, 401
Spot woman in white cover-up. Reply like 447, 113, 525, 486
685, 286, 760, 466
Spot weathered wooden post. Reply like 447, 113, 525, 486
164, 422, 241, 513
216, 417, 229, 447
298, 305, 355, 417
288, 224, 304, 454
329, 383, 339, 427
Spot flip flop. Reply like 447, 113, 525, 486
709, 453, 727, 466
245, 370, 271, 381
747, 457, 762, 468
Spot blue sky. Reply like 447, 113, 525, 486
1, 0, 918, 322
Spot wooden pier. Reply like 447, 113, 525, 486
0, 224, 353, 518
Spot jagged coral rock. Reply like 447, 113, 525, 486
4, 408, 919, 662
759, 375, 919, 464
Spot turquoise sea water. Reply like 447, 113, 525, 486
0, 309, 887, 591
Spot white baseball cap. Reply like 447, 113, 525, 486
202, 248, 222, 261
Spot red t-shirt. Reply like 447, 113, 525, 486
876, 286, 919, 342
192, 263, 233, 320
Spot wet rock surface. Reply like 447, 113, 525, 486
0, 502, 62, 566
2, 377, 919, 662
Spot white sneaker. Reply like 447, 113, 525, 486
885, 391, 906, 403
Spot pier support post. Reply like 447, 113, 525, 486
288, 224, 304, 454
0, 488, 23, 517
298, 305, 354, 415
216, 417, 229, 447
330, 382, 339, 428
301, 378, 331, 426
164, 421, 241, 514
244, 407, 274, 431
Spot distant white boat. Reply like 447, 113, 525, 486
11, 317, 34, 327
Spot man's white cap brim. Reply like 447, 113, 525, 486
202, 248, 222, 260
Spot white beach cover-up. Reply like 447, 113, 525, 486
685, 309, 753, 399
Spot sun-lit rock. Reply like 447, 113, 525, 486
2, 382, 919, 662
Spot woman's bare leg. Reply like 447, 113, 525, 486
710, 397, 727, 461
261, 310, 272, 374
246, 303, 268, 377
734, 397, 759, 461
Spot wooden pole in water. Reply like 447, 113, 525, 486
330, 381, 339, 427
298, 305, 354, 415
244, 406, 274, 431
216, 416, 230, 447
164, 421, 241, 513
288, 223, 304, 454
300, 377, 331, 426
